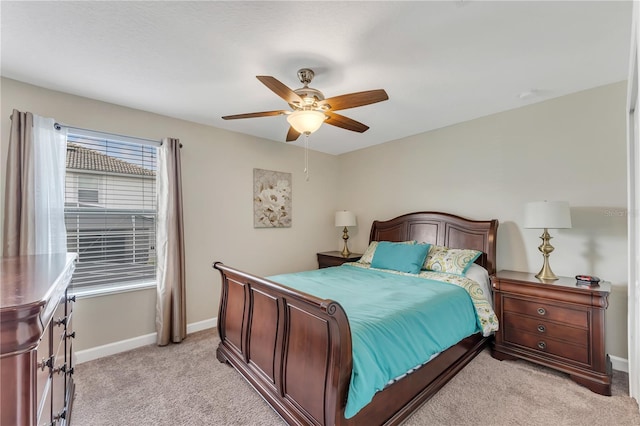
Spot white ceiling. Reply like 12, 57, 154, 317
0, 1, 633, 155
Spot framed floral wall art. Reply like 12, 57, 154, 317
253, 168, 292, 228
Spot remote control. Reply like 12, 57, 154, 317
575, 275, 600, 283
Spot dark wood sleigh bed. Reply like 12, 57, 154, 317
213, 211, 498, 425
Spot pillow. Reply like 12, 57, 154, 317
465, 263, 493, 308
423, 245, 482, 275
358, 240, 416, 264
371, 241, 430, 274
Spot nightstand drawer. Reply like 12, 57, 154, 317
504, 328, 589, 364
317, 251, 362, 269
319, 255, 352, 268
503, 296, 588, 328
503, 313, 588, 346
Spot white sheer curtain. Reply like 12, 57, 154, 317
33, 115, 67, 254
2, 110, 67, 256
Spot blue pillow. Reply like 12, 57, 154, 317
371, 242, 431, 274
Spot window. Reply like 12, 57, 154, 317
78, 175, 100, 205
64, 131, 158, 294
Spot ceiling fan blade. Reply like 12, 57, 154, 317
319, 89, 388, 111
324, 111, 369, 133
222, 110, 287, 120
257, 76, 304, 106
286, 126, 301, 142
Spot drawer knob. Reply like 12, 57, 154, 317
537, 341, 547, 350
38, 356, 53, 371
66, 331, 76, 339
537, 324, 546, 333
54, 409, 66, 421
53, 363, 67, 375
54, 316, 67, 326
537, 307, 546, 316
68, 294, 76, 303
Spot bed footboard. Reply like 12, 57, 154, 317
213, 262, 353, 425
213, 262, 489, 426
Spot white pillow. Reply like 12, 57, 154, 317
465, 263, 493, 307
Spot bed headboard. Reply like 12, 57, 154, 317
369, 211, 499, 275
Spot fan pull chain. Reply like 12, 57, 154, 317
304, 133, 310, 182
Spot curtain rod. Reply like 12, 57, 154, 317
54, 122, 162, 146
9, 115, 181, 148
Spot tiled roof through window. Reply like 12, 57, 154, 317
66, 143, 155, 176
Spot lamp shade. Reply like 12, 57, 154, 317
286, 110, 326, 134
335, 210, 357, 227
524, 201, 572, 229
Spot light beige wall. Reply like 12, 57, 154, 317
1, 77, 341, 350
338, 82, 629, 359
1, 78, 629, 360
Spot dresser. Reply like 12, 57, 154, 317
316, 251, 362, 268
491, 270, 612, 395
1, 253, 77, 425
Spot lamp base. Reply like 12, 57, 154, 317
341, 226, 351, 257
535, 261, 558, 281
535, 228, 559, 281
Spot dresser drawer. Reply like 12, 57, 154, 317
37, 377, 52, 426
504, 328, 589, 364
503, 312, 588, 346
52, 299, 68, 343
503, 296, 588, 328
52, 328, 69, 423
35, 327, 52, 422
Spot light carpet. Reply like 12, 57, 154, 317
72, 329, 639, 425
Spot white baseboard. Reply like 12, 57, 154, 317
75, 319, 631, 374
610, 355, 629, 373
75, 317, 217, 364
187, 317, 217, 334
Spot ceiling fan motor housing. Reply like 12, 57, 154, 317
290, 68, 327, 110
292, 87, 325, 109
297, 68, 314, 85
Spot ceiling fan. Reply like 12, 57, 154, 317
222, 68, 389, 142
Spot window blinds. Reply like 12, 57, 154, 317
64, 132, 158, 290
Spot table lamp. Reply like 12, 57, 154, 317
335, 211, 357, 257
524, 201, 572, 280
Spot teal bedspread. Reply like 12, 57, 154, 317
268, 264, 481, 419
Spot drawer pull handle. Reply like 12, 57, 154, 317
537, 325, 546, 333
537, 341, 547, 350
54, 409, 66, 421
537, 307, 546, 316
38, 356, 53, 371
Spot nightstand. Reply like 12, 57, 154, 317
316, 251, 362, 269
491, 270, 612, 395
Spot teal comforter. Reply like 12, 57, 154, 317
268, 264, 480, 418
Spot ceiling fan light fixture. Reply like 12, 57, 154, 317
223, 69, 388, 142
287, 110, 326, 134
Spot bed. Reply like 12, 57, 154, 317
213, 211, 498, 425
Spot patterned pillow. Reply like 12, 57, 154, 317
357, 240, 416, 264
423, 245, 482, 275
